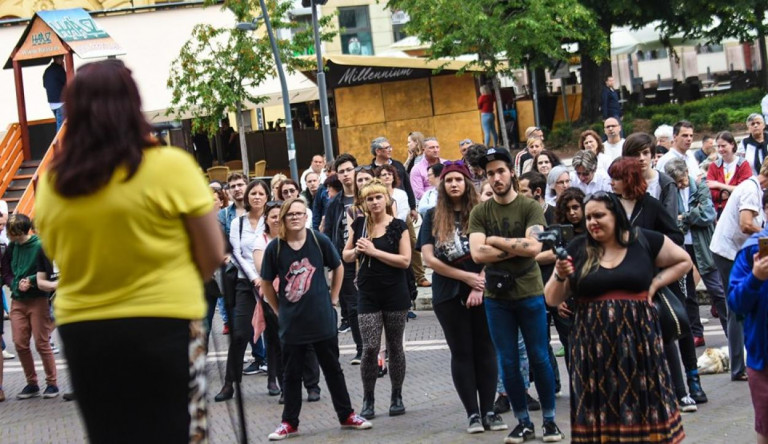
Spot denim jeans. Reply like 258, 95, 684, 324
485, 295, 555, 423
481, 113, 499, 147
497, 334, 529, 394
53, 106, 65, 133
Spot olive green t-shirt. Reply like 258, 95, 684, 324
468, 194, 546, 300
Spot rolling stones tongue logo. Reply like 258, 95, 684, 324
284, 258, 316, 303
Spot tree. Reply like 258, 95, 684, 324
386, 0, 603, 148
167, 0, 334, 175
658, 1, 768, 90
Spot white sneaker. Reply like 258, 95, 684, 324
2, 350, 14, 359
678, 395, 697, 413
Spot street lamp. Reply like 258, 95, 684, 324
302, 0, 334, 165
237, 1, 299, 183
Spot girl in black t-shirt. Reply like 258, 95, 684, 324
342, 180, 411, 420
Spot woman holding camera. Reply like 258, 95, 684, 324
545, 191, 690, 443
418, 162, 505, 434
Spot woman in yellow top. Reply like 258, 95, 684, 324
35, 60, 224, 444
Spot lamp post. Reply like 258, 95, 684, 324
237, 1, 299, 183
307, 0, 334, 164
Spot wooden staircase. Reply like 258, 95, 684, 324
0, 122, 59, 216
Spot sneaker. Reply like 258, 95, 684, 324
268, 422, 298, 440
62, 392, 76, 402
526, 393, 541, 411
307, 388, 321, 402
17, 384, 41, 399
505, 422, 535, 443
43, 385, 60, 398
407, 311, 417, 319
493, 394, 511, 414
338, 321, 351, 333
222, 324, 230, 335
259, 363, 268, 373
243, 361, 265, 375
693, 336, 706, 348
678, 395, 698, 413
467, 413, 484, 434
2, 350, 14, 359
483, 412, 508, 431
340, 412, 372, 430
350, 352, 362, 365
542, 421, 565, 442
554, 346, 565, 357
50, 342, 60, 354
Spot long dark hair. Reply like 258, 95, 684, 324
580, 192, 634, 280
52, 60, 155, 197
433, 173, 478, 243
554, 187, 585, 231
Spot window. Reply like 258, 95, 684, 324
391, 10, 409, 43
636, 48, 668, 61
392, 23, 408, 43
696, 44, 724, 54
339, 6, 373, 55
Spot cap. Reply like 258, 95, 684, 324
439, 160, 472, 180
479, 147, 513, 168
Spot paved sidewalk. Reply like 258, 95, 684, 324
0, 300, 755, 443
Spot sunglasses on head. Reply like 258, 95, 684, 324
443, 160, 465, 167
355, 165, 373, 173
584, 191, 612, 204
266, 201, 284, 211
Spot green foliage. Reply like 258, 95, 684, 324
384, 0, 605, 76
549, 122, 573, 148
708, 110, 729, 131
688, 111, 708, 128
621, 119, 634, 135
651, 114, 679, 129
166, 0, 335, 134
635, 89, 766, 120
589, 122, 604, 135
726, 106, 759, 126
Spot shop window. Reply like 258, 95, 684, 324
339, 6, 373, 55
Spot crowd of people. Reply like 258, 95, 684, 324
1, 59, 767, 444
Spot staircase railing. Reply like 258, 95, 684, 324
0, 123, 24, 199
15, 124, 64, 217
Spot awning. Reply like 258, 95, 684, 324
4, 8, 124, 69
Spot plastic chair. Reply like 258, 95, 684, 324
251, 160, 266, 178
207, 166, 230, 182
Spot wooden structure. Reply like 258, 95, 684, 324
3, 8, 124, 160
303, 55, 485, 162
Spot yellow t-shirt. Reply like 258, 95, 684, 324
35, 146, 213, 325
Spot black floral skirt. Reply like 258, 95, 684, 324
569, 298, 684, 443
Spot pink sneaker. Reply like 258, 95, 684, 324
341, 412, 373, 429
268, 422, 298, 440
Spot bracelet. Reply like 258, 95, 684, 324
554, 272, 566, 282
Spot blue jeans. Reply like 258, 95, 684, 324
481, 112, 498, 147
497, 334, 529, 393
53, 106, 65, 133
485, 296, 555, 423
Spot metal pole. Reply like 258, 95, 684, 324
530, 64, 541, 127
259, 0, 299, 183
312, 0, 334, 164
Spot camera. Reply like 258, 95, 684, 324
536, 224, 574, 261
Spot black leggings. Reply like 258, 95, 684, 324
262, 298, 320, 391
663, 278, 698, 398
225, 279, 256, 384
60, 318, 205, 444
358, 310, 407, 393
433, 297, 497, 417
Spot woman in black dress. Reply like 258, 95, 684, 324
418, 162, 506, 434
545, 191, 691, 443
342, 179, 411, 419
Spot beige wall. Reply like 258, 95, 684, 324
322, 0, 395, 56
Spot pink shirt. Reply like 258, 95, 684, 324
410, 157, 445, 201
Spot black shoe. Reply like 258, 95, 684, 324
278, 392, 285, 405
338, 320, 350, 333
43, 385, 60, 399
17, 384, 41, 400
360, 391, 375, 419
542, 420, 564, 442
389, 388, 405, 416
505, 422, 535, 443
350, 352, 362, 365
62, 392, 76, 402
687, 373, 708, 404
378, 364, 388, 378
243, 361, 265, 375
267, 382, 281, 396
214, 385, 234, 402
526, 393, 541, 411
494, 394, 511, 414
307, 388, 320, 402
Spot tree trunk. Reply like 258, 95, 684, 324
579, 20, 613, 124
756, 7, 768, 91
236, 101, 250, 177
492, 76, 510, 149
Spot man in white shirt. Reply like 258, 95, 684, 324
300, 155, 327, 190
569, 150, 611, 195
656, 120, 699, 178
602, 117, 624, 163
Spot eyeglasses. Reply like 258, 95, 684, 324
459, 139, 472, 146
355, 165, 373, 173
378, 145, 393, 150
555, 179, 571, 186
266, 201, 283, 211
285, 212, 306, 219
282, 188, 298, 195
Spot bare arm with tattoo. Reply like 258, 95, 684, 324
469, 232, 513, 264
486, 225, 544, 258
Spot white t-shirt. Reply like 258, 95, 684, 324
710, 177, 764, 260
647, 171, 661, 200
723, 158, 738, 183
656, 148, 699, 178
596, 152, 612, 173
230, 215, 265, 281
603, 139, 625, 163
392, 188, 410, 221
570, 169, 612, 195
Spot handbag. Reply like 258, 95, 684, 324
653, 285, 690, 342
